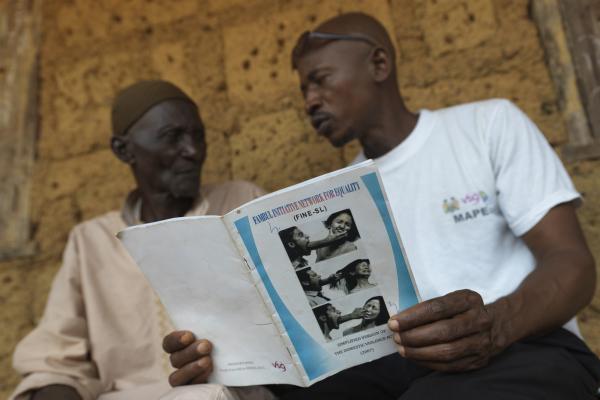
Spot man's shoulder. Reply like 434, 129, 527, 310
433, 98, 516, 120
203, 180, 266, 200
428, 98, 524, 143
203, 180, 266, 214
210, 179, 264, 192
71, 210, 124, 238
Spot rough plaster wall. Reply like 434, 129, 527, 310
1, 0, 599, 397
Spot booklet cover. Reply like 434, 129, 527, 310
118, 160, 420, 387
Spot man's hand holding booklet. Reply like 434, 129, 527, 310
118, 160, 420, 387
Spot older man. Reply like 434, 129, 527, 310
10, 80, 273, 400
165, 13, 600, 399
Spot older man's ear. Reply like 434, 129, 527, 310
111, 135, 134, 165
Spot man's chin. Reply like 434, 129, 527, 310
326, 129, 354, 148
170, 180, 201, 199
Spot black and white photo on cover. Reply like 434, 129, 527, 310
311, 291, 391, 341
296, 267, 341, 308
278, 209, 362, 269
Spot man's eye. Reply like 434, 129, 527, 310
163, 128, 185, 141
315, 74, 328, 84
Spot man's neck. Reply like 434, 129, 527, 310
139, 191, 196, 223
360, 95, 418, 159
321, 322, 332, 339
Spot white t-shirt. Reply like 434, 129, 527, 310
354, 99, 581, 333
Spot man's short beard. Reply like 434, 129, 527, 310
291, 246, 310, 260
169, 177, 200, 199
330, 126, 359, 148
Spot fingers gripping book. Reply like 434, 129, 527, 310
118, 160, 420, 387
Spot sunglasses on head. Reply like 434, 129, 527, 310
292, 31, 380, 67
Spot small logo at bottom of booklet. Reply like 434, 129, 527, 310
272, 361, 287, 372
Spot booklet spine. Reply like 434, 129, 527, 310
223, 216, 309, 386
251, 275, 309, 385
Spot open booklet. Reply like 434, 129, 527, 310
118, 160, 420, 387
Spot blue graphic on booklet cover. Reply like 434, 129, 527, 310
360, 172, 419, 310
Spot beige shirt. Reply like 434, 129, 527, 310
11, 181, 265, 400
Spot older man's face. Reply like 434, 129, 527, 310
296, 41, 374, 147
126, 99, 206, 199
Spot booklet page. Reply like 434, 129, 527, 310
225, 161, 419, 385
118, 216, 302, 386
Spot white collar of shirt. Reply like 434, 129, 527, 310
352, 109, 436, 169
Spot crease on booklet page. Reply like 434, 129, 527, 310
224, 213, 307, 384
230, 215, 330, 385
232, 212, 368, 383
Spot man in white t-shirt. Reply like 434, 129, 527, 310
164, 11, 600, 399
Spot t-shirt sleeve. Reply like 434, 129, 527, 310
484, 99, 580, 236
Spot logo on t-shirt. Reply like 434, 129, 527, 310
442, 197, 460, 213
443, 191, 494, 223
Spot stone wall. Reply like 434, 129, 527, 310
2, 0, 600, 397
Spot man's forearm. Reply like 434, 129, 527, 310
320, 275, 337, 285
307, 234, 347, 250
388, 204, 597, 373
486, 248, 596, 353
338, 313, 357, 324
